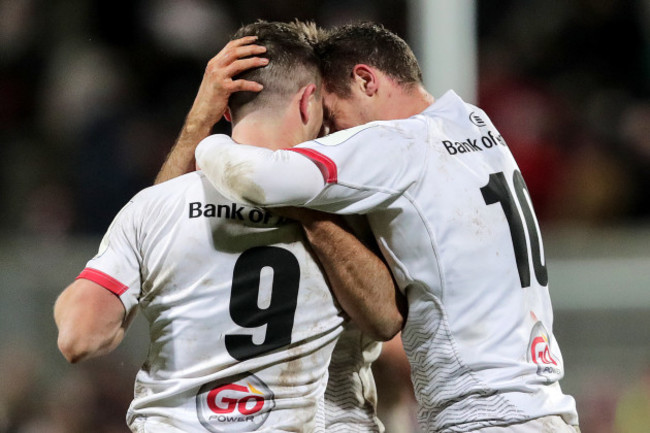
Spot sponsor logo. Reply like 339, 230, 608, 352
188, 202, 290, 226
441, 131, 506, 156
469, 111, 487, 127
530, 335, 557, 366
527, 320, 563, 381
196, 373, 275, 432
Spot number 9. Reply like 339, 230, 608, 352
225, 246, 301, 361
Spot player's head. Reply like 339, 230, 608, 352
314, 22, 426, 132
227, 20, 323, 141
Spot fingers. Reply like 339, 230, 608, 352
232, 43, 267, 60
206, 36, 267, 81
227, 35, 260, 48
220, 36, 267, 66
222, 38, 267, 92
230, 79, 263, 93
222, 58, 266, 92
200, 36, 269, 98
228, 57, 268, 77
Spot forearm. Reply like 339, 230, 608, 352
300, 215, 405, 341
155, 113, 214, 184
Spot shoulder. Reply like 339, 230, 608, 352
305, 117, 427, 152
311, 123, 385, 147
124, 172, 208, 221
133, 172, 204, 202
419, 90, 490, 131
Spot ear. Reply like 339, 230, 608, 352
224, 107, 232, 122
352, 64, 379, 96
299, 83, 318, 125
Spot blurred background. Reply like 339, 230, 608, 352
1, 0, 649, 432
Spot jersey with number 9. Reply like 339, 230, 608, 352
78, 172, 345, 432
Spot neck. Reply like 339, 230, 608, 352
231, 109, 302, 150
409, 85, 436, 114
381, 83, 435, 120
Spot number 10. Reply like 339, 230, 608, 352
481, 170, 548, 288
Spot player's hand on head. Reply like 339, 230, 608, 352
205, 36, 268, 94
210, 36, 268, 94
190, 36, 268, 126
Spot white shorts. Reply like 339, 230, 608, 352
470, 416, 581, 433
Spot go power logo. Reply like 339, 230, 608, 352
527, 321, 563, 382
196, 373, 275, 432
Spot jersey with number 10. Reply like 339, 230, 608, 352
78, 172, 347, 433
196, 90, 579, 432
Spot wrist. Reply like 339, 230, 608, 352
182, 117, 215, 136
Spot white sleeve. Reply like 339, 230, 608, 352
195, 134, 326, 206
79, 200, 142, 315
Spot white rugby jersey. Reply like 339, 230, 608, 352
196, 90, 580, 432
324, 325, 383, 433
78, 171, 347, 433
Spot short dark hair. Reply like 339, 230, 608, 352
228, 20, 321, 122
315, 22, 423, 97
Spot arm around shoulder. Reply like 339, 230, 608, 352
196, 136, 325, 206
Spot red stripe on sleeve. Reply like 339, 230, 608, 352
77, 268, 128, 296
288, 148, 338, 183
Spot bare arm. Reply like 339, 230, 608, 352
54, 279, 130, 363
280, 207, 406, 341
155, 36, 268, 184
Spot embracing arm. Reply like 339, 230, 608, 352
280, 208, 406, 341
54, 279, 130, 363
196, 124, 415, 213
195, 136, 324, 206
155, 37, 268, 184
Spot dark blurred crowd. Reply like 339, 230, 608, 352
0, 340, 140, 433
478, 1, 650, 226
1, 0, 649, 239
1, 0, 649, 432
0, 0, 409, 237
